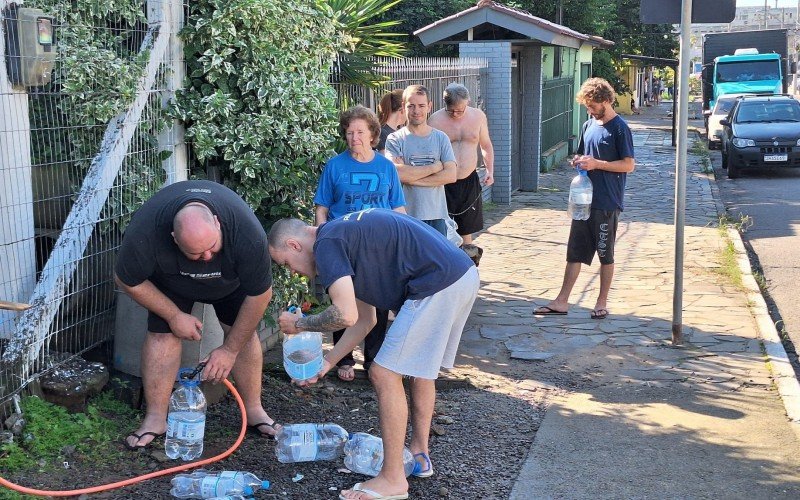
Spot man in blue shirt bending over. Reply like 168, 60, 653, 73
268, 209, 479, 500
534, 77, 635, 320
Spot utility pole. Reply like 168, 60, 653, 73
765, 0, 769, 29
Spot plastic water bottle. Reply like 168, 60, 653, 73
169, 470, 269, 498
275, 423, 349, 463
567, 168, 593, 220
165, 369, 207, 460
343, 433, 420, 477
206, 496, 250, 500
283, 331, 323, 382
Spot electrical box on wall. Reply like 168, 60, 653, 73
3, 3, 56, 87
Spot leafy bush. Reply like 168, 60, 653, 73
173, 0, 344, 309
24, 0, 166, 233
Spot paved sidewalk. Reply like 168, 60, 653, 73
460, 108, 800, 498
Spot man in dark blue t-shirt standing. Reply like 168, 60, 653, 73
268, 209, 479, 500
534, 78, 635, 320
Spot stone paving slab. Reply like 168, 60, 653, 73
455, 118, 800, 498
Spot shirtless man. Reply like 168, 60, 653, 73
429, 83, 494, 246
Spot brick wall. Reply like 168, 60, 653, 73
460, 42, 512, 204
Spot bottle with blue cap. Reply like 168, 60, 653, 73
169, 470, 269, 498
567, 167, 593, 220
165, 367, 207, 460
282, 306, 323, 382
343, 432, 420, 477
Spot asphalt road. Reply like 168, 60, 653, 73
710, 149, 800, 372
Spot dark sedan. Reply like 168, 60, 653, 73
720, 94, 800, 179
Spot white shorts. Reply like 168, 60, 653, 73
374, 266, 480, 379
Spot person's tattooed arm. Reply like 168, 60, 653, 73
295, 304, 351, 332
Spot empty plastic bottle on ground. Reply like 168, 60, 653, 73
169, 470, 269, 498
275, 423, 349, 463
165, 369, 207, 460
567, 168, 593, 221
283, 331, 323, 382
343, 432, 420, 477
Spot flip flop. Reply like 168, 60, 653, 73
533, 306, 567, 316
123, 431, 165, 451
591, 308, 609, 320
247, 421, 281, 438
412, 452, 434, 478
339, 482, 409, 500
337, 365, 355, 382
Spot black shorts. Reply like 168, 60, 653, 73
445, 170, 484, 235
147, 287, 249, 333
566, 209, 620, 266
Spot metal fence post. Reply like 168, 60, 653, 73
0, 0, 37, 338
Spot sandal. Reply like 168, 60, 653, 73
412, 452, 434, 478
123, 431, 165, 451
247, 420, 281, 438
337, 365, 355, 382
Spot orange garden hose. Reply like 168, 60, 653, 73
0, 378, 247, 497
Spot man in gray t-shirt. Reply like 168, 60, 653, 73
385, 84, 457, 236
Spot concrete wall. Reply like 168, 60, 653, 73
520, 46, 542, 191
460, 42, 512, 204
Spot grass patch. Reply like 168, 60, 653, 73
714, 214, 750, 289
717, 236, 743, 288
0, 391, 138, 476
690, 139, 713, 174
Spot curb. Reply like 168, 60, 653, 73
699, 131, 800, 438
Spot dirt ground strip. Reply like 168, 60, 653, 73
1, 360, 553, 499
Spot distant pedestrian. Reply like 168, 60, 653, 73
533, 77, 635, 320
653, 78, 662, 105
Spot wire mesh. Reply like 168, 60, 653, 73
0, 0, 187, 409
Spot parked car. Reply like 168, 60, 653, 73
706, 94, 751, 150
720, 94, 800, 178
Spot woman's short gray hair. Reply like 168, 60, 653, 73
443, 83, 470, 106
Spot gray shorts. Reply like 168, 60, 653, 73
374, 266, 480, 379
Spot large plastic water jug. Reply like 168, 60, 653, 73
283, 331, 323, 382
567, 168, 593, 220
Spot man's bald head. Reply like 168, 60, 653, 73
173, 203, 221, 261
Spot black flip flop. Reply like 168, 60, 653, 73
123, 431, 165, 451
533, 306, 567, 316
591, 308, 609, 320
247, 421, 281, 439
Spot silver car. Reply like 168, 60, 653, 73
707, 94, 753, 150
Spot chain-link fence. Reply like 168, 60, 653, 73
0, 0, 187, 410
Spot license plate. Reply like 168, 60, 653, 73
764, 154, 788, 162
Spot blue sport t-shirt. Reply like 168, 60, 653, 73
578, 115, 635, 211
313, 209, 474, 312
314, 151, 405, 220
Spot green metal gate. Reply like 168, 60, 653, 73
541, 77, 574, 153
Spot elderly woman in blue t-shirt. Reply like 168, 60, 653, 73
313, 105, 406, 381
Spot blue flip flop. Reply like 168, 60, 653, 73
412, 452, 434, 478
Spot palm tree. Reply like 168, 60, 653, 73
324, 0, 406, 88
